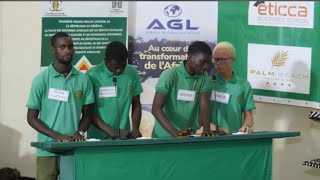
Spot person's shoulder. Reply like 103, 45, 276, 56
235, 75, 252, 88
161, 65, 179, 77
87, 63, 104, 76
201, 71, 210, 78
125, 64, 139, 74
71, 68, 91, 84
31, 68, 50, 85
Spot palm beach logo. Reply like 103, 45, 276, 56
164, 4, 182, 17
271, 50, 288, 68
49, 1, 62, 12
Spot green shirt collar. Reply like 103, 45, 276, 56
216, 72, 237, 85
178, 61, 200, 79
102, 62, 114, 78
49, 63, 78, 78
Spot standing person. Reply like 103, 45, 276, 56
152, 41, 213, 138
87, 41, 143, 139
26, 32, 95, 180
210, 41, 256, 133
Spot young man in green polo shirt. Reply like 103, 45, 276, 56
26, 32, 95, 180
86, 41, 143, 139
210, 41, 256, 133
152, 41, 213, 138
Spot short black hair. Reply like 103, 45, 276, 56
0, 167, 20, 180
187, 41, 212, 57
51, 32, 71, 47
105, 41, 128, 63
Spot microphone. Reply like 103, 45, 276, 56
212, 75, 219, 135
112, 76, 117, 86
112, 77, 122, 140
212, 74, 217, 82
211, 74, 226, 136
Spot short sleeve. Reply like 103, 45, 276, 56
83, 75, 95, 105
131, 66, 143, 96
243, 81, 256, 112
26, 77, 44, 110
155, 69, 173, 95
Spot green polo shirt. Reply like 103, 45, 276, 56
210, 73, 256, 133
153, 62, 212, 138
26, 64, 95, 157
86, 63, 143, 139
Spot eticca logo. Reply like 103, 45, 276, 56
49, 1, 62, 12
248, 1, 314, 29
257, 2, 307, 17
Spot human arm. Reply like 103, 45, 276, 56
27, 109, 73, 142
130, 95, 142, 138
72, 104, 94, 141
239, 111, 254, 133
198, 92, 213, 136
152, 92, 180, 137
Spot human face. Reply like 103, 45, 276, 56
51, 37, 74, 64
105, 59, 127, 76
212, 48, 234, 74
189, 53, 211, 75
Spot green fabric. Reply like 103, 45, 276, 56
153, 62, 212, 138
30, 131, 300, 154
70, 139, 271, 180
86, 63, 143, 139
31, 131, 301, 180
26, 64, 95, 156
210, 73, 256, 133
36, 156, 59, 180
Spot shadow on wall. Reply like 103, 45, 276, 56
0, 124, 35, 178
290, 61, 320, 176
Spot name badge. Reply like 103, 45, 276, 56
48, 88, 69, 102
99, 87, 116, 98
177, 89, 196, 102
210, 90, 230, 104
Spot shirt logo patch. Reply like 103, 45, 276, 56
128, 86, 133, 93
76, 90, 83, 98
237, 95, 243, 104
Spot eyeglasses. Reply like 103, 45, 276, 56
212, 57, 232, 64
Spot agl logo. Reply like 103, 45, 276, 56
258, 2, 308, 17
146, 4, 199, 30
146, 19, 198, 30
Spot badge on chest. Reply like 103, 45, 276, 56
48, 88, 70, 102
177, 89, 196, 102
99, 87, 117, 98
210, 90, 230, 104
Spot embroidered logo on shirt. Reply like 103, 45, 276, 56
237, 95, 243, 104
76, 90, 83, 98
128, 86, 133, 93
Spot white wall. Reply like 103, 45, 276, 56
0, 2, 319, 179
254, 102, 320, 179
0, 1, 41, 177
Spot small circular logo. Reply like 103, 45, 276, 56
50, 1, 62, 12
76, 90, 83, 98
164, 4, 182, 17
